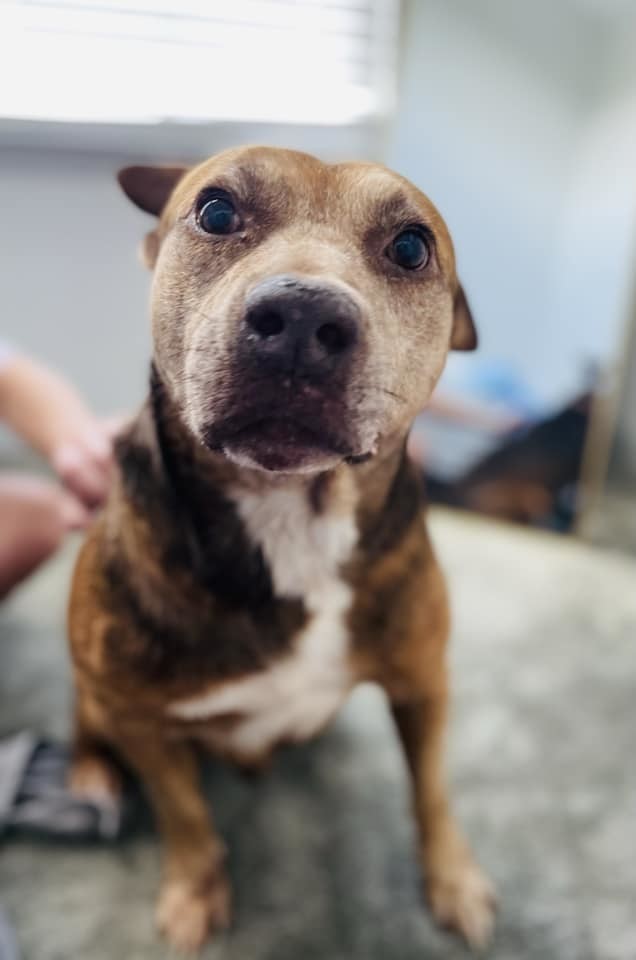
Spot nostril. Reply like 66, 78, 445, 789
250, 309, 285, 338
316, 321, 351, 355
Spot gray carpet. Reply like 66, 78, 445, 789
1, 509, 635, 960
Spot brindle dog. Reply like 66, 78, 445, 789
68, 147, 495, 953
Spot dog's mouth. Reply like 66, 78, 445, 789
204, 410, 370, 473
213, 416, 349, 473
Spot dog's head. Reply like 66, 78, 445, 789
120, 146, 476, 474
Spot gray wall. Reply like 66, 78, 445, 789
387, 0, 636, 412
599, 1, 636, 483
0, 146, 151, 416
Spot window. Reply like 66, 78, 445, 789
0, 0, 399, 125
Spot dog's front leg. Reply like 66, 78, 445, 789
120, 735, 231, 953
391, 683, 496, 950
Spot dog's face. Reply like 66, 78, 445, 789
120, 146, 476, 474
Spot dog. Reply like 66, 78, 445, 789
68, 146, 496, 953
425, 392, 592, 529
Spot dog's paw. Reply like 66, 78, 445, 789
156, 874, 232, 954
68, 750, 122, 806
425, 846, 497, 950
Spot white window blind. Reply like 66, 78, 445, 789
0, 0, 398, 125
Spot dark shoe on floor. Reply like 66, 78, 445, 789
0, 731, 127, 842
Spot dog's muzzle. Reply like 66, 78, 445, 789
202, 275, 368, 471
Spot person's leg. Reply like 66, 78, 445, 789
0, 474, 87, 598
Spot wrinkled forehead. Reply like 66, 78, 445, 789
166, 147, 456, 273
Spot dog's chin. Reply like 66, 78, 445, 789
223, 443, 342, 475
206, 418, 366, 475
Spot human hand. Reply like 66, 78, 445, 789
0, 474, 89, 598
49, 416, 125, 510
0, 354, 125, 510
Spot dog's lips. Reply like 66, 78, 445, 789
218, 416, 348, 472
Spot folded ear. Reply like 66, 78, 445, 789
117, 165, 188, 217
451, 284, 478, 351
118, 165, 188, 268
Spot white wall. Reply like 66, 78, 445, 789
0, 146, 151, 416
597, 2, 636, 482
387, 0, 636, 413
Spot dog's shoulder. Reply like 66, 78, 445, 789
346, 452, 449, 680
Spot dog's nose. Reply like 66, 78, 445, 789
243, 275, 360, 380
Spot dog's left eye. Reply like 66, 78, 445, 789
197, 196, 241, 235
388, 229, 430, 270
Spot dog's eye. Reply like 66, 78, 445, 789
388, 229, 430, 270
197, 196, 241, 235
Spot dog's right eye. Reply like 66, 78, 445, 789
197, 195, 241, 235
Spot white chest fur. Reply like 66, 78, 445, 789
167, 482, 358, 757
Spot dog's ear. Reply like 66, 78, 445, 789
451, 284, 478, 351
118, 165, 188, 268
117, 165, 188, 216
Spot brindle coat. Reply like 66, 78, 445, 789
69, 147, 495, 953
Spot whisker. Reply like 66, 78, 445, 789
351, 383, 407, 405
